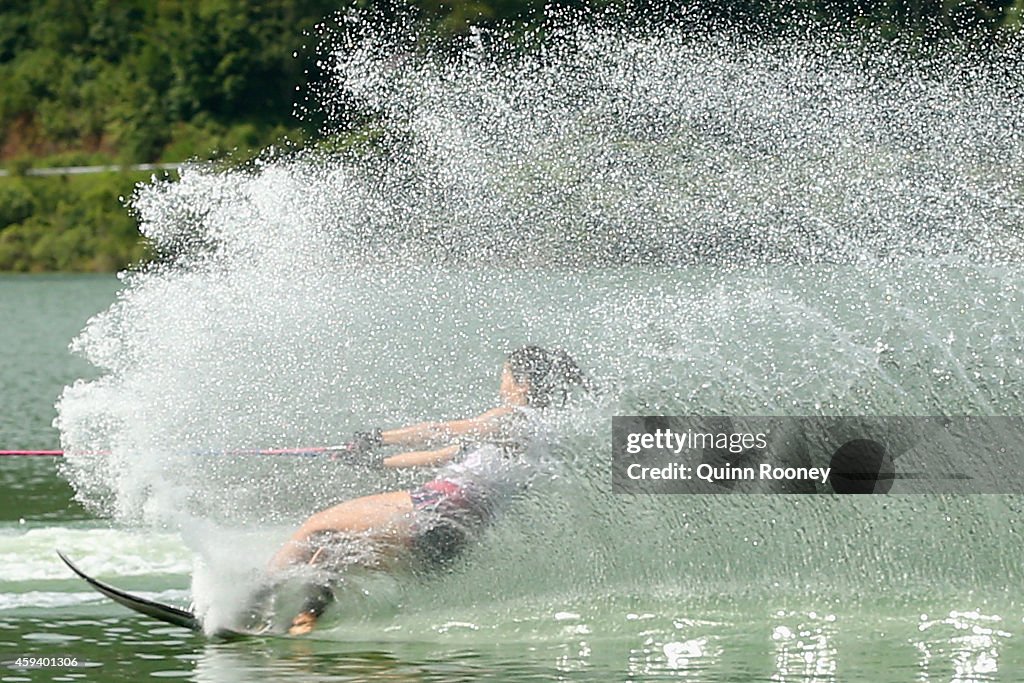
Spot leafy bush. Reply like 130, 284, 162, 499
0, 172, 149, 272
0, 180, 34, 227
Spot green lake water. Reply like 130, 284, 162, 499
3, 272, 1024, 682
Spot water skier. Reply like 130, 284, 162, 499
266, 345, 588, 634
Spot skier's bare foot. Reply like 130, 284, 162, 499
288, 610, 317, 635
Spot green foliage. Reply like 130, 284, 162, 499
0, 172, 150, 272
0, 180, 33, 227
1004, 0, 1024, 29
0, 0, 1020, 271
159, 117, 304, 163
2, 0, 1019, 165
0, 0, 341, 163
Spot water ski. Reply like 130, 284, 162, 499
56, 550, 272, 638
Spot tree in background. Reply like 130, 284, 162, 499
2, 0, 1019, 165
0, 0, 1020, 272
